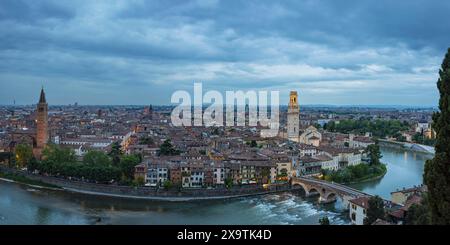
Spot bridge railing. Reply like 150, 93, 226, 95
292, 177, 371, 197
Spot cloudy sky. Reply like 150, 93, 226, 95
0, 0, 449, 106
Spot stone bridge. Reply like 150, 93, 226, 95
291, 177, 371, 208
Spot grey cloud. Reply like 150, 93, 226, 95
0, 0, 448, 105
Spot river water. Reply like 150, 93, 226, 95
0, 147, 433, 225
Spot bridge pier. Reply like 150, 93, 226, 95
342, 196, 352, 210
305, 192, 320, 198
319, 195, 337, 204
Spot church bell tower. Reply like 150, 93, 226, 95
287, 91, 300, 142
35, 87, 48, 158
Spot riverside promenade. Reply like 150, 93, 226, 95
0, 166, 293, 201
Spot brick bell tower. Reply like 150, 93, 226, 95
34, 87, 48, 158
287, 91, 300, 142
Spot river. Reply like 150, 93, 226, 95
0, 147, 433, 225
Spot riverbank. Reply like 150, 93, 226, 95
0, 171, 61, 190
0, 147, 427, 224
378, 139, 435, 155
60, 186, 296, 201
0, 166, 293, 201
321, 163, 387, 185
339, 165, 387, 185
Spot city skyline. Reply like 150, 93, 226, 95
1, 0, 449, 106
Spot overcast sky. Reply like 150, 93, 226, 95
0, 0, 448, 106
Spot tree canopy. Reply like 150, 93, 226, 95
30, 145, 139, 184
108, 142, 123, 165
424, 47, 450, 225
325, 119, 410, 139
159, 139, 180, 156
319, 216, 330, 225
139, 136, 154, 145
366, 144, 382, 166
15, 144, 33, 168
120, 154, 141, 180
364, 195, 385, 225
404, 195, 431, 225
42, 144, 77, 164
83, 150, 112, 166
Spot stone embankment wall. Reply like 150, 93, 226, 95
0, 166, 292, 200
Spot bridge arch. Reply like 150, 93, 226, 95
324, 192, 337, 201
291, 183, 308, 196
291, 177, 370, 206
307, 187, 321, 197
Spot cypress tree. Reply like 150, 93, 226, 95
424, 48, 450, 224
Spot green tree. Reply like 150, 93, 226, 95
363, 195, 385, 225
42, 144, 77, 164
404, 196, 431, 225
325, 121, 336, 132
14, 144, 33, 168
319, 216, 330, 225
83, 151, 112, 166
163, 180, 173, 189
132, 176, 145, 187
250, 140, 257, 148
404, 204, 430, 225
159, 139, 179, 156
366, 144, 382, 166
224, 178, 233, 189
108, 142, 123, 165
424, 48, 450, 225
139, 136, 154, 145
27, 157, 39, 172
413, 132, 436, 146
120, 154, 141, 180
325, 119, 410, 138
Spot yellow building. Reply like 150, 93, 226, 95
391, 185, 427, 205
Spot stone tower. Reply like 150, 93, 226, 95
287, 91, 300, 142
35, 87, 48, 158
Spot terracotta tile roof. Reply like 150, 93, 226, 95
389, 209, 405, 219
349, 196, 370, 208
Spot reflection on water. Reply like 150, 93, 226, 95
350, 147, 433, 199
0, 181, 347, 225
0, 146, 431, 225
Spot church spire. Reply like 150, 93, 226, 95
39, 86, 46, 103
